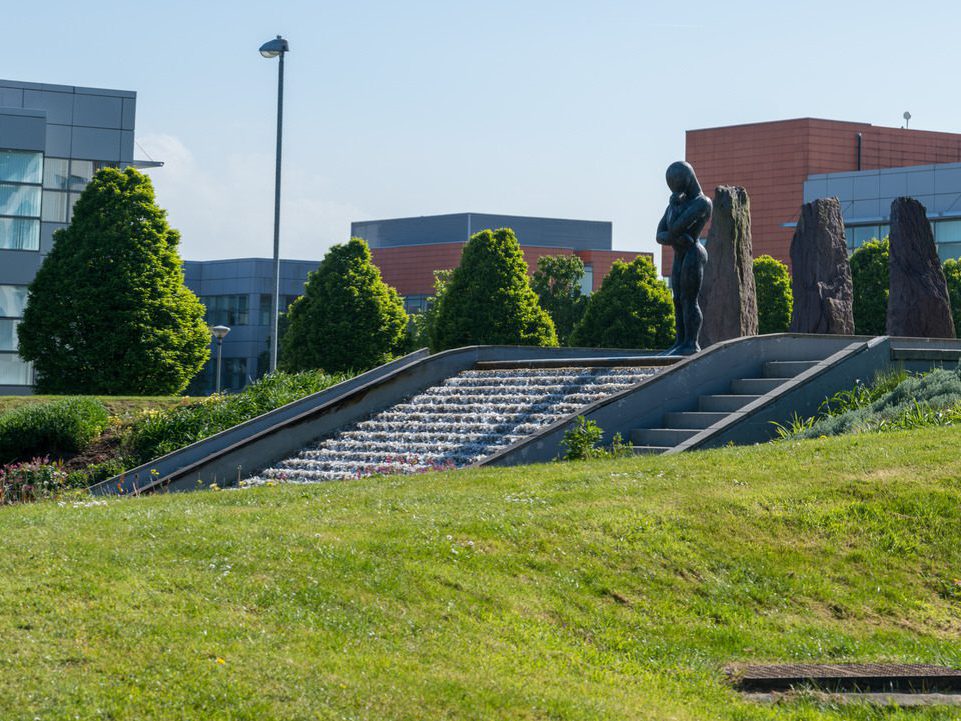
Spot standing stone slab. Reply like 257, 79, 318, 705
789, 198, 855, 334
887, 197, 955, 338
699, 186, 758, 346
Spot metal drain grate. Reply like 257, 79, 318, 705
729, 664, 961, 694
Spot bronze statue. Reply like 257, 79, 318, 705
656, 161, 712, 355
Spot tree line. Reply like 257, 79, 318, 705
16, 166, 800, 395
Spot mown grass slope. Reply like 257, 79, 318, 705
0, 427, 959, 720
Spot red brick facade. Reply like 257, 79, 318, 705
372, 244, 651, 296
661, 118, 961, 274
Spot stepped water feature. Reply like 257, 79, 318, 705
249, 366, 657, 484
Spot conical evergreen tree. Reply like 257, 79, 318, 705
430, 228, 557, 351
569, 256, 674, 349
280, 238, 408, 373
18, 167, 209, 394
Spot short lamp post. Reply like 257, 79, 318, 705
259, 34, 289, 374
211, 325, 231, 393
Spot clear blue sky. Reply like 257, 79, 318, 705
4, 0, 959, 269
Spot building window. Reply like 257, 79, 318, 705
43, 158, 70, 190
41, 190, 68, 222
0, 353, 31, 385
202, 294, 249, 326
579, 263, 594, 296
69, 160, 94, 191
222, 358, 248, 391
258, 293, 298, 325
0, 284, 31, 386
0, 319, 18, 352
0, 150, 42, 253
0, 218, 40, 251
402, 294, 429, 315
0, 150, 42, 184
0, 183, 41, 217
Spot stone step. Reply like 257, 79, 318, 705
729, 377, 787, 395
698, 394, 760, 412
663, 411, 729, 429
761, 360, 819, 378
631, 445, 671, 455
630, 427, 701, 447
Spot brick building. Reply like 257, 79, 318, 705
354, 213, 650, 314
662, 118, 961, 275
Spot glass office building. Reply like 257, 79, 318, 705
0, 79, 148, 394
803, 162, 961, 261
183, 259, 318, 395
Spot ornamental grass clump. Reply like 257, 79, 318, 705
0, 397, 110, 465
125, 370, 350, 464
782, 367, 961, 439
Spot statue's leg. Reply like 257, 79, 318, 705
664, 249, 685, 354
676, 241, 707, 355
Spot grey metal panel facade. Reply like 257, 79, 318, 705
0, 109, 46, 151
44, 124, 71, 155
351, 212, 613, 251
73, 94, 123, 129
70, 126, 122, 161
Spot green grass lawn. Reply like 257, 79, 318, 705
0, 395, 201, 418
1, 428, 960, 720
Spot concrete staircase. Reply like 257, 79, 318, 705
630, 359, 820, 454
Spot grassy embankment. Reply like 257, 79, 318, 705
0, 427, 959, 720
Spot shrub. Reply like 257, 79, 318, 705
17, 167, 209, 394
562, 416, 604, 460
0, 457, 71, 505
753, 255, 793, 334
943, 258, 961, 337
125, 370, 349, 464
531, 255, 588, 345
0, 397, 110, 465
410, 269, 452, 352
569, 256, 674, 349
850, 237, 889, 335
561, 417, 632, 460
430, 228, 557, 351
280, 238, 408, 374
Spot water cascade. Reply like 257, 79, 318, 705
249, 366, 657, 484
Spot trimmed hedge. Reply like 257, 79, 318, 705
0, 397, 110, 465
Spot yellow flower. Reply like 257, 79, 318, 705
216, 657, 226, 665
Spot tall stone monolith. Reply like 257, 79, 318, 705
699, 186, 758, 346
789, 197, 855, 334
887, 197, 955, 338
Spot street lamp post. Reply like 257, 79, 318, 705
211, 325, 231, 393
259, 34, 289, 374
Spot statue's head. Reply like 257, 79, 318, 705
666, 161, 699, 195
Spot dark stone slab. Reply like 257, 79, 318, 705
729, 663, 961, 694
700, 186, 758, 346
789, 198, 854, 334
887, 197, 956, 338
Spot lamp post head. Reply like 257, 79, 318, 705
211, 325, 231, 340
259, 35, 289, 58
